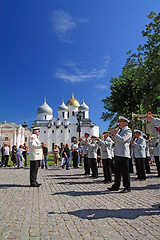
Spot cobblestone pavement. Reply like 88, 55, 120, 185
0, 164, 160, 240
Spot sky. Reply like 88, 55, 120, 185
0, 0, 159, 132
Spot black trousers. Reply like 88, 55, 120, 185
102, 159, 112, 182
84, 154, 90, 174
129, 158, 134, 173
23, 154, 27, 167
145, 157, 151, 173
112, 156, 130, 190
89, 158, 98, 177
154, 156, 160, 176
30, 161, 40, 184
1, 154, 4, 164
4, 155, 9, 167
135, 158, 146, 180
72, 151, 78, 168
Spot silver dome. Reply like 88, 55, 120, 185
37, 99, 53, 115
58, 100, 68, 111
79, 99, 89, 110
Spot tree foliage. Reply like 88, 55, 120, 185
102, 11, 160, 127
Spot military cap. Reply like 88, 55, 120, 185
119, 116, 130, 123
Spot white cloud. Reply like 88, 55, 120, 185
95, 84, 108, 90
54, 55, 110, 83
50, 10, 88, 42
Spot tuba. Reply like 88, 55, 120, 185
132, 112, 160, 121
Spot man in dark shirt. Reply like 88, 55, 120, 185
42, 143, 48, 169
64, 144, 70, 170
23, 143, 28, 167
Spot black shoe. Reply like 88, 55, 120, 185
101, 180, 111, 184
135, 177, 140, 181
105, 181, 112, 184
139, 178, 146, 181
107, 187, 119, 191
120, 188, 131, 193
30, 183, 40, 187
66, 168, 70, 170
91, 176, 98, 179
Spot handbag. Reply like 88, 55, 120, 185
55, 153, 60, 158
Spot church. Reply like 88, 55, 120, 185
32, 94, 99, 151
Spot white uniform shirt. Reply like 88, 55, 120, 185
4, 146, 9, 156
133, 136, 146, 158
29, 134, 42, 161
98, 137, 113, 159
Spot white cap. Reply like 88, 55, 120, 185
134, 129, 142, 134
32, 127, 41, 133
119, 116, 130, 123
142, 133, 147, 138
85, 132, 90, 136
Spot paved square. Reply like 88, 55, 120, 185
0, 165, 160, 239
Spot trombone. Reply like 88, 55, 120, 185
132, 112, 160, 121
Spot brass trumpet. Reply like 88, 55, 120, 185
102, 124, 120, 137
132, 112, 160, 121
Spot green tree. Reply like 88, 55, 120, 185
102, 11, 160, 127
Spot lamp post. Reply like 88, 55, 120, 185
76, 111, 83, 138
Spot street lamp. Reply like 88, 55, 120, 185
76, 110, 83, 138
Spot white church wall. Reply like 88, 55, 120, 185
37, 113, 53, 121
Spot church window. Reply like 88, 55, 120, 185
54, 122, 55, 125
72, 111, 75, 116
44, 131, 46, 133
61, 130, 63, 133
83, 111, 85, 119
61, 122, 63, 125
5, 137, 8, 141
68, 130, 70, 133
68, 112, 69, 118
45, 115, 46, 120
62, 112, 64, 118
52, 130, 54, 133
25, 137, 27, 142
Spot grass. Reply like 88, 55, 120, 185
5, 154, 62, 166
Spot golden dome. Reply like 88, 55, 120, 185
67, 94, 80, 107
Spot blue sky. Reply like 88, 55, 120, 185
0, 0, 159, 132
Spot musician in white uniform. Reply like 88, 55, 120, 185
97, 131, 114, 183
29, 127, 42, 187
132, 130, 146, 181
80, 133, 90, 175
146, 114, 160, 177
108, 116, 132, 193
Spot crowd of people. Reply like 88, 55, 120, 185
0, 113, 160, 194
1, 143, 28, 168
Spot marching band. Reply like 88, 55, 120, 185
79, 112, 160, 193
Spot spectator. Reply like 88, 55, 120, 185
53, 145, 60, 166
4, 144, 10, 167
1, 146, 5, 165
11, 145, 17, 167
16, 145, 25, 168
63, 144, 70, 170
23, 143, 28, 167
71, 139, 79, 168
42, 143, 48, 169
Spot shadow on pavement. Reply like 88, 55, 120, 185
48, 206, 160, 220
131, 184, 160, 191
0, 184, 30, 188
52, 190, 108, 197
56, 181, 96, 185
